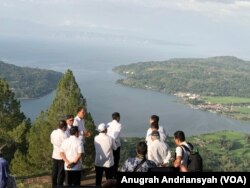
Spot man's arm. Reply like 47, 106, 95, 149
60, 152, 70, 166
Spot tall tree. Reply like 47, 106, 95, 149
22, 70, 96, 175
0, 79, 30, 161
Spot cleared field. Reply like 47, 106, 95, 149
204, 96, 250, 104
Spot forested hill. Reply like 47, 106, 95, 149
0, 61, 63, 99
113, 56, 250, 97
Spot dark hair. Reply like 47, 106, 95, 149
65, 114, 74, 120
70, 126, 79, 135
151, 115, 159, 123
112, 112, 120, 120
136, 141, 147, 156
151, 130, 160, 137
59, 120, 67, 129
150, 121, 159, 130
174, 130, 185, 142
77, 106, 86, 114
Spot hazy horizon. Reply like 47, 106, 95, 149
1, 0, 250, 61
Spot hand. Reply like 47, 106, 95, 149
67, 163, 76, 169
84, 131, 91, 137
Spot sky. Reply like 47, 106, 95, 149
0, 0, 250, 59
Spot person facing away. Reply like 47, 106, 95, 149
147, 130, 171, 167
145, 115, 167, 145
60, 126, 84, 186
107, 112, 122, 178
65, 114, 74, 137
0, 156, 10, 188
73, 106, 91, 144
94, 123, 117, 187
121, 141, 157, 172
173, 130, 192, 172
50, 120, 68, 187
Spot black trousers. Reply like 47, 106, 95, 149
67, 170, 82, 186
95, 166, 114, 186
52, 159, 65, 187
113, 147, 120, 178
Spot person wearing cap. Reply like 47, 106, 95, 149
121, 141, 157, 172
50, 120, 67, 187
65, 115, 74, 137
107, 112, 122, 178
60, 126, 84, 186
94, 123, 117, 187
147, 130, 171, 167
145, 115, 167, 146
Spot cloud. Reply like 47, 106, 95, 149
92, 0, 250, 24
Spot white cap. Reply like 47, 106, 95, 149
97, 123, 109, 132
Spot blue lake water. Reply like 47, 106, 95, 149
1, 37, 250, 137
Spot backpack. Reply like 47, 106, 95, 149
181, 143, 203, 172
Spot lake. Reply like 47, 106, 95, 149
1, 37, 250, 137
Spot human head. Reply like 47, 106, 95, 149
150, 115, 159, 125
174, 130, 186, 145
151, 130, 160, 141
97, 123, 108, 133
77, 106, 86, 119
112, 112, 120, 122
150, 121, 159, 130
59, 120, 67, 131
66, 114, 74, 126
136, 141, 147, 157
70, 126, 79, 137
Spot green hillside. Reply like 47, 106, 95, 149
0, 61, 63, 99
120, 131, 250, 172
113, 56, 250, 97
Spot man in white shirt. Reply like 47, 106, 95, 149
147, 131, 171, 167
60, 126, 84, 186
107, 112, 122, 178
65, 115, 74, 137
94, 123, 117, 186
73, 107, 91, 143
145, 115, 167, 146
50, 120, 67, 187
173, 130, 192, 172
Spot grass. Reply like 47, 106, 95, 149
204, 96, 250, 105
234, 107, 250, 114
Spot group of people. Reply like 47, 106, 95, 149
50, 107, 122, 187
51, 107, 192, 187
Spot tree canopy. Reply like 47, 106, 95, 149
11, 70, 96, 176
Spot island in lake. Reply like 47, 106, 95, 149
113, 56, 250, 121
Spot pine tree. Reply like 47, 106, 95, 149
0, 79, 30, 162
24, 70, 96, 175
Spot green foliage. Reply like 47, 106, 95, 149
0, 79, 26, 130
113, 56, 250, 98
11, 150, 31, 176
0, 79, 30, 162
0, 60, 62, 99
15, 70, 96, 176
84, 112, 97, 167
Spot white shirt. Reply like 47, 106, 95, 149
176, 141, 191, 166
148, 139, 171, 166
107, 120, 122, 148
73, 116, 86, 142
146, 125, 167, 146
94, 133, 117, 168
60, 136, 84, 171
65, 124, 72, 137
50, 129, 67, 160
